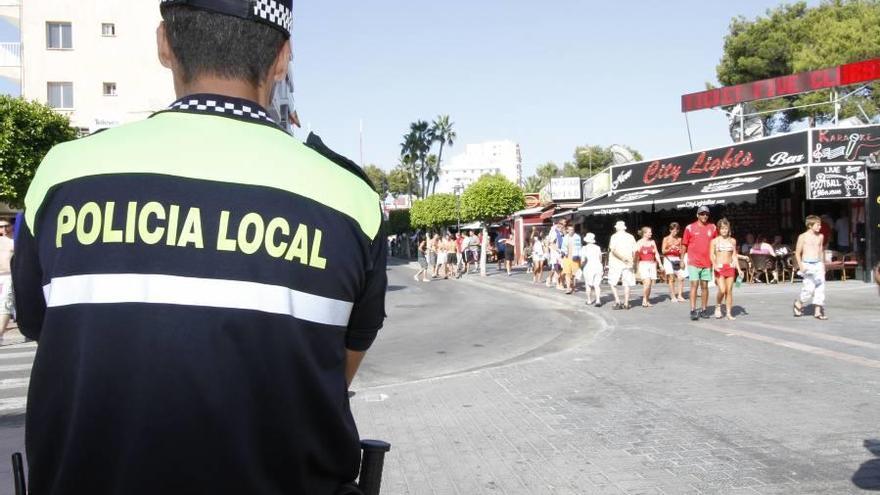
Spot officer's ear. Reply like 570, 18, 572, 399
268, 40, 291, 84
156, 22, 176, 70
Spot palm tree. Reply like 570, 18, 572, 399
405, 120, 431, 197
522, 175, 545, 193
429, 115, 456, 195
424, 154, 439, 196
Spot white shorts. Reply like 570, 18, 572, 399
663, 257, 685, 278
638, 262, 657, 281
0, 274, 13, 316
607, 267, 635, 287
584, 268, 603, 288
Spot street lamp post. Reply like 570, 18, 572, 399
453, 183, 463, 232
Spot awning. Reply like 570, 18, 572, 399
511, 207, 544, 217
579, 169, 803, 216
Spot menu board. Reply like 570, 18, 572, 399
807, 164, 868, 200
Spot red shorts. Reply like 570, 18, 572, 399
714, 263, 736, 278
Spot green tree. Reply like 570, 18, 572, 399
410, 193, 458, 230
717, 0, 880, 129
521, 175, 545, 193
363, 164, 388, 196
388, 161, 417, 196
428, 115, 456, 195
0, 96, 77, 207
386, 209, 411, 235
460, 174, 525, 275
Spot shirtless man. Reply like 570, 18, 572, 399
794, 215, 828, 320
0, 218, 14, 338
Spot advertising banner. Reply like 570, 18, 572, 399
610, 131, 809, 191
550, 177, 583, 201
806, 164, 868, 200
811, 125, 880, 164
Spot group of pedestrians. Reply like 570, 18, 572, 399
520, 205, 832, 321
414, 231, 481, 281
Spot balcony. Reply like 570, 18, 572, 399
0, 42, 20, 67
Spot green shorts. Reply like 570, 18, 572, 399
688, 266, 713, 282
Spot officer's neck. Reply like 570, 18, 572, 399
177, 76, 271, 109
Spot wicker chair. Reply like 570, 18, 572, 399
749, 253, 776, 283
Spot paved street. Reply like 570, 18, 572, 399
352, 261, 880, 494
0, 262, 878, 493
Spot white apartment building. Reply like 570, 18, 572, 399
0, 0, 295, 134
435, 140, 522, 194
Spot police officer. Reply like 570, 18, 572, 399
12, 1, 387, 493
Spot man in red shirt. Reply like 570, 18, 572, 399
682, 205, 717, 320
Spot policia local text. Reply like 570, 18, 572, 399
55, 201, 328, 269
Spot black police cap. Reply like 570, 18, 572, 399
160, 0, 292, 38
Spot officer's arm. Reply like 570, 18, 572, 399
11, 219, 46, 340
345, 219, 388, 387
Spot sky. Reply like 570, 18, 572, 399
0, 1, 820, 177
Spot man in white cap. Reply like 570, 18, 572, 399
580, 232, 603, 307
607, 220, 636, 309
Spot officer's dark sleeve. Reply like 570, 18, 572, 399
12, 220, 46, 340
346, 220, 388, 352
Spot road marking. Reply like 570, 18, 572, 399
743, 321, 880, 351
699, 323, 880, 369
0, 351, 36, 360
0, 397, 27, 413
0, 364, 32, 373
0, 378, 28, 390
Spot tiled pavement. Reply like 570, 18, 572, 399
352, 263, 880, 494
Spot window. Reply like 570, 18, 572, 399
101, 23, 115, 36
47, 82, 74, 108
46, 22, 73, 49
103, 82, 117, 96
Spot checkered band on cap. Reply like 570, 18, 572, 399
170, 98, 276, 125
159, 0, 292, 36
253, 0, 293, 35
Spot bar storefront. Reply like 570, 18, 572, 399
577, 124, 880, 282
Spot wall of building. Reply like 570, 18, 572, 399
436, 140, 522, 193
20, 1, 175, 131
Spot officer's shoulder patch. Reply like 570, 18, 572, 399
305, 133, 375, 190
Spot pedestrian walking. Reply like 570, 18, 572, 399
455, 232, 465, 276
546, 236, 562, 288
794, 215, 828, 320
682, 205, 717, 320
710, 219, 743, 320
415, 234, 430, 282
531, 233, 546, 284
662, 222, 686, 302
0, 218, 14, 339
581, 232, 603, 307
607, 221, 636, 310
502, 232, 516, 276
428, 233, 440, 278
562, 225, 582, 294
11, 1, 388, 491
635, 226, 662, 307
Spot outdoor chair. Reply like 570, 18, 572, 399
736, 256, 752, 283
824, 250, 846, 281
843, 253, 860, 281
781, 254, 799, 283
748, 253, 775, 283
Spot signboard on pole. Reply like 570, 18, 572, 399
550, 177, 583, 201
682, 58, 880, 112
806, 164, 868, 200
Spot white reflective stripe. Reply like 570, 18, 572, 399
42, 273, 354, 327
